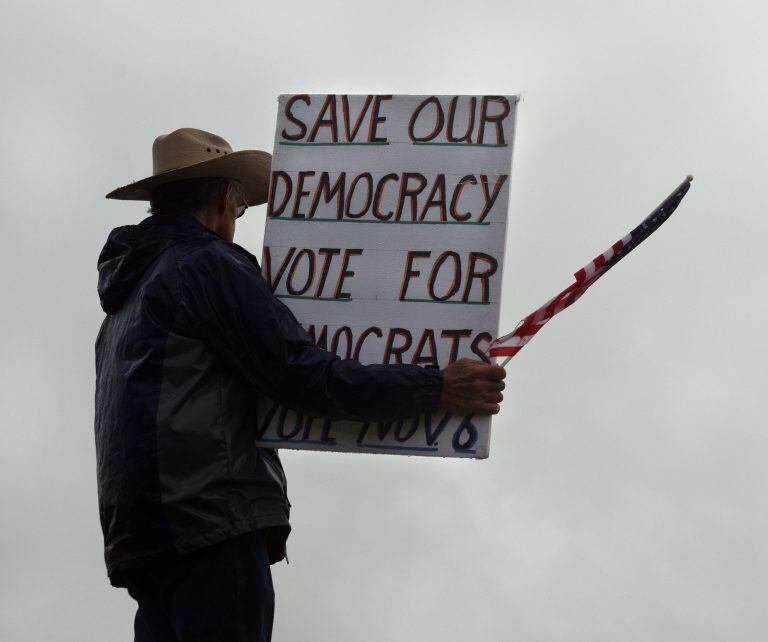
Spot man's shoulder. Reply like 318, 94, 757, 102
174, 235, 257, 274
172, 236, 267, 303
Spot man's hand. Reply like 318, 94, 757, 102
440, 358, 506, 415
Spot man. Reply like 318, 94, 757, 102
95, 127, 506, 641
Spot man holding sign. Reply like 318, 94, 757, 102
95, 125, 505, 641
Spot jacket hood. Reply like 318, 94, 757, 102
97, 214, 217, 314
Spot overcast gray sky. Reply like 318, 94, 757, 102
1, 1, 767, 640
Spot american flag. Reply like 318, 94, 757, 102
487, 175, 693, 364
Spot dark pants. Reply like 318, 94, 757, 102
125, 530, 274, 642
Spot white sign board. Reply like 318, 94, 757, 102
255, 94, 518, 458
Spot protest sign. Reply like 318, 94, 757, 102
254, 94, 518, 458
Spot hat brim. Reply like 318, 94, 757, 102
105, 150, 272, 206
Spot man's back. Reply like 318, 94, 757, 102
95, 213, 292, 588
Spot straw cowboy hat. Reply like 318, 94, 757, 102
105, 128, 272, 205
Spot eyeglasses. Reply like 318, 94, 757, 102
234, 187, 249, 219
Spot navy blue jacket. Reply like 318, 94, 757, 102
94, 213, 443, 587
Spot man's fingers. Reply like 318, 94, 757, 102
475, 402, 501, 415
477, 382, 504, 396
476, 363, 506, 380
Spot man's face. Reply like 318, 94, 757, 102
218, 182, 248, 243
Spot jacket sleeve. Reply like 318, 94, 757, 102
174, 241, 443, 422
